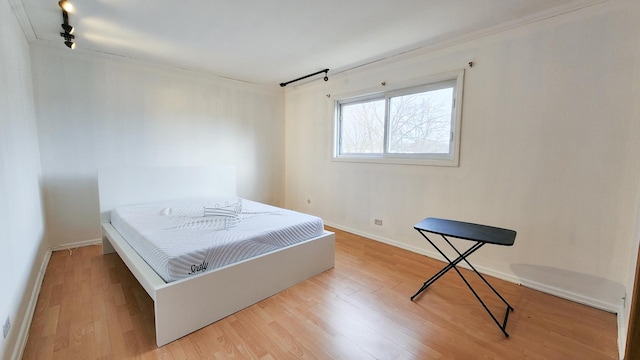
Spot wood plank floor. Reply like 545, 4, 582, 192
23, 227, 618, 359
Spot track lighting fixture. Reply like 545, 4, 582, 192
58, 1, 75, 50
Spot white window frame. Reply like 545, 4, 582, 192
333, 70, 464, 167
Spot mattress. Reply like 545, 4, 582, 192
110, 197, 325, 282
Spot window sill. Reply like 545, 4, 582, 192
331, 155, 459, 167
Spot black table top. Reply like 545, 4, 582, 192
414, 217, 516, 246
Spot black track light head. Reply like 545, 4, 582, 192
60, 31, 75, 49
61, 23, 74, 34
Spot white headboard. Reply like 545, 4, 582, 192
98, 166, 236, 222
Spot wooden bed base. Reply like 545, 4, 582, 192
98, 167, 335, 346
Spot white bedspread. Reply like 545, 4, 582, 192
110, 197, 324, 282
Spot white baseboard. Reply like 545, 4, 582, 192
11, 248, 51, 360
518, 277, 618, 313
50, 238, 103, 252
325, 222, 619, 314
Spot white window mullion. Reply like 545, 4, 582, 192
383, 95, 391, 156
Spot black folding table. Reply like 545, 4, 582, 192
410, 217, 516, 337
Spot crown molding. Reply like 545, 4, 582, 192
326, 0, 610, 81
8, 0, 36, 41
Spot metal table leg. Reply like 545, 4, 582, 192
411, 230, 515, 337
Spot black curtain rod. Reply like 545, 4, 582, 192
280, 69, 329, 87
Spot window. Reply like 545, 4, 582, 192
334, 71, 463, 166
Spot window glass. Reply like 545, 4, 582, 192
334, 72, 463, 166
388, 87, 453, 154
340, 99, 385, 154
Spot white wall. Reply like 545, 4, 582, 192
0, 1, 47, 359
30, 46, 285, 247
620, 6, 640, 353
284, 0, 640, 315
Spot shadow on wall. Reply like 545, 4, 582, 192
510, 264, 625, 312
42, 173, 102, 245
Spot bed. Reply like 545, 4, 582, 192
98, 166, 335, 346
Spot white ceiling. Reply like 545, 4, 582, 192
16, 0, 604, 86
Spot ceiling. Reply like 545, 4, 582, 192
16, 0, 603, 86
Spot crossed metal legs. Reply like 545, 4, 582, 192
410, 231, 514, 337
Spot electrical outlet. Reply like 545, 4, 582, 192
374, 219, 383, 226
3, 316, 10, 339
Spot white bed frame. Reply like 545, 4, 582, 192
98, 166, 335, 346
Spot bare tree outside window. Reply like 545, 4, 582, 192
340, 99, 385, 154
388, 88, 453, 154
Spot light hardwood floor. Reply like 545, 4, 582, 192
23, 227, 618, 359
